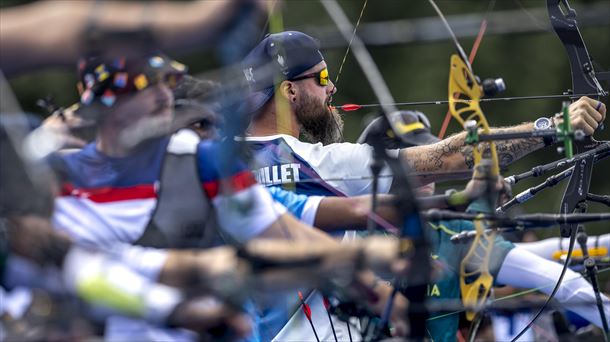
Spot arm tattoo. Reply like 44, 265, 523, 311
405, 124, 544, 172
491, 127, 545, 168
407, 132, 473, 172
494, 138, 544, 168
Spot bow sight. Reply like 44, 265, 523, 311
464, 102, 584, 159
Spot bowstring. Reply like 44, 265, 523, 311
512, 0, 552, 33
333, 0, 368, 87
427, 0, 472, 73
257, 0, 280, 41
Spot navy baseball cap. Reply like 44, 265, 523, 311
241, 31, 324, 113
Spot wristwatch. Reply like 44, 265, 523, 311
534, 117, 553, 130
534, 117, 555, 146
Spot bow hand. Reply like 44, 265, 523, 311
552, 97, 607, 136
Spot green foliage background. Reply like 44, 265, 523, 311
3, 0, 609, 241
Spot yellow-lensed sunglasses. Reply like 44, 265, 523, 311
290, 68, 329, 86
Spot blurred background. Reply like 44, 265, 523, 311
2, 0, 608, 238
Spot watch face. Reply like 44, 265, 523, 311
534, 117, 552, 130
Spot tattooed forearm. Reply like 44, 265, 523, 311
403, 131, 472, 172
493, 138, 544, 167
402, 122, 544, 172
491, 126, 545, 168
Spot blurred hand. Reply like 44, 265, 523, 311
461, 160, 511, 204
41, 109, 92, 149
463, 175, 511, 203
7, 215, 72, 267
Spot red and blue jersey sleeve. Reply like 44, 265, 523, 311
196, 141, 258, 199
196, 141, 287, 243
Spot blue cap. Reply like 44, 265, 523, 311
241, 31, 324, 113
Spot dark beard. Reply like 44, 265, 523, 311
295, 92, 344, 145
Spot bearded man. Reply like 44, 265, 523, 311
240, 31, 607, 340
242, 31, 606, 198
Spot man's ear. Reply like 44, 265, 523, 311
278, 81, 297, 103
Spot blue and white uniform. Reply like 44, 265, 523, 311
247, 134, 397, 197
266, 186, 321, 226
246, 134, 396, 341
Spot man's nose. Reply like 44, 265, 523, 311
327, 79, 337, 95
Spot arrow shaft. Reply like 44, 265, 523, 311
338, 92, 604, 111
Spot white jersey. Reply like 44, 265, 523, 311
246, 134, 398, 197
245, 134, 398, 341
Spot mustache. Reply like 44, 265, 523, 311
296, 93, 344, 145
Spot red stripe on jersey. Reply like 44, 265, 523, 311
60, 183, 157, 203
202, 170, 257, 198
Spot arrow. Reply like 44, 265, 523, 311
322, 296, 339, 342
333, 92, 604, 112
298, 291, 320, 342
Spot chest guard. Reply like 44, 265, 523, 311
136, 129, 220, 248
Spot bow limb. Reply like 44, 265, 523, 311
427, 1, 499, 335
511, 2, 609, 339
547, 0, 608, 143
321, 0, 429, 339
450, 49, 499, 342
438, 2, 494, 139
426, 1, 500, 177
547, 0, 607, 101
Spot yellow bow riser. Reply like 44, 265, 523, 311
448, 54, 500, 321
448, 54, 500, 178
459, 220, 496, 321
